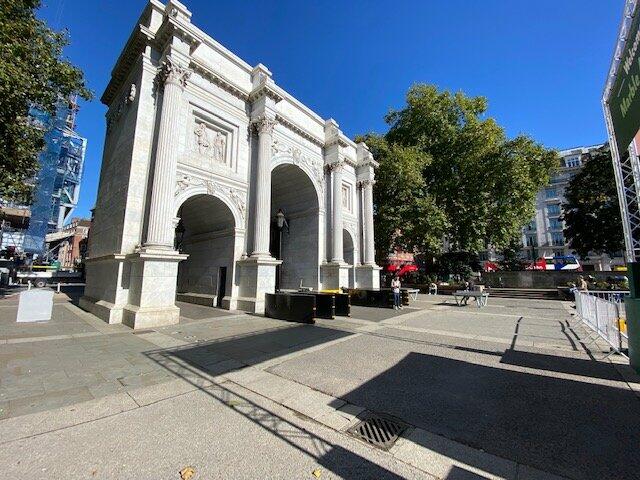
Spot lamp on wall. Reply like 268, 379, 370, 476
275, 208, 288, 292
275, 208, 289, 232
174, 218, 185, 252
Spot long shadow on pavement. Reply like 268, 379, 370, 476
144, 324, 413, 479
143, 318, 639, 480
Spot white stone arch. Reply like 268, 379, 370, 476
174, 180, 245, 229
271, 154, 324, 208
342, 225, 358, 261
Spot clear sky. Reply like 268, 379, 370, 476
38, 0, 623, 220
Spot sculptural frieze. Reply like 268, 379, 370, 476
271, 138, 324, 192
192, 121, 227, 168
176, 174, 246, 220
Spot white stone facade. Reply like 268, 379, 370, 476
520, 144, 624, 271
80, 0, 380, 328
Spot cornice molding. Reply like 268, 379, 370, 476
189, 59, 249, 101
275, 114, 324, 148
154, 16, 200, 52
102, 25, 155, 105
248, 83, 283, 104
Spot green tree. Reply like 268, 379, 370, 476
499, 237, 524, 271
359, 134, 447, 262
562, 144, 624, 258
0, 0, 91, 203
381, 84, 558, 253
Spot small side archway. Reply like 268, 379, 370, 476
343, 228, 356, 288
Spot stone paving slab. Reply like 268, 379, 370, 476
0, 380, 433, 480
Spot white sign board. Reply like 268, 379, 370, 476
16, 289, 54, 323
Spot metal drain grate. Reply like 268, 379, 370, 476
347, 414, 407, 450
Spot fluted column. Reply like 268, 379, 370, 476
144, 57, 191, 248
251, 115, 277, 257
362, 179, 376, 264
331, 162, 344, 262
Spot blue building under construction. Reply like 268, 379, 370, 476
0, 98, 87, 257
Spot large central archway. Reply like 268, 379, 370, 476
175, 194, 237, 308
270, 163, 320, 290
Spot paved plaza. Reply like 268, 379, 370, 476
1, 289, 639, 479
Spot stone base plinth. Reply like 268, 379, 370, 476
122, 304, 181, 329
355, 264, 382, 289
122, 248, 188, 329
80, 253, 129, 324
321, 262, 351, 290
176, 292, 217, 307
79, 296, 124, 325
237, 256, 281, 314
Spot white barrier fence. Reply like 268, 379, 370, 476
573, 290, 628, 357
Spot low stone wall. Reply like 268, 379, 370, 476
480, 271, 618, 288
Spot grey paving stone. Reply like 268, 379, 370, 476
8, 386, 94, 418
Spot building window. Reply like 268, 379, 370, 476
551, 232, 565, 246
545, 188, 558, 199
549, 218, 563, 230
525, 220, 536, 232
526, 235, 537, 247
341, 183, 353, 213
547, 204, 561, 216
564, 156, 581, 168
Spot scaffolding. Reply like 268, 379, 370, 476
19, 98, 87, 256
603, 0, 640, 263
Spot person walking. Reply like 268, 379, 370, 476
391, 276, 402, 310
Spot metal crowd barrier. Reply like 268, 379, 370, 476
573, 290, 629, 357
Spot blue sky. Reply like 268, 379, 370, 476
39, 0, 622, 220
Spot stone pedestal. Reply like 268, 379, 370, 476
356, 264, 382, 289
321, 262, 351, 290
121, 249, 187, 329
80, 254, 128, 325
237, 256, 282, 314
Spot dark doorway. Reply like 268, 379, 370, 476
217, 267, 227, 307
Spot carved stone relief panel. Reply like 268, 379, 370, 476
190, 117, 229, 170
271, 137, 324, 191
180, 103, 240, 173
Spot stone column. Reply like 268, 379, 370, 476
331, 162, 344, 262
362, 179, 376, 264
251, 115, 277, 257
144, 57, 191, 248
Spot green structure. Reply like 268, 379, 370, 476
603, 0, 640, 370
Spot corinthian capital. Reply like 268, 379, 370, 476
160, 56, 191, 88
252, 115, 278, 135
357, 179, 376, 188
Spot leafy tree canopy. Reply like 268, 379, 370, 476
357, 134, 447, 261
563, 144, 624, 258
0, 0, 91, 203
361, 84, 558, 258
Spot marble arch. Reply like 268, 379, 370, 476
173, 179, 246, 229
270, 153, 324, 209
80, 0, 380, 329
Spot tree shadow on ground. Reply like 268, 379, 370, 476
332, 351, 639, 480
